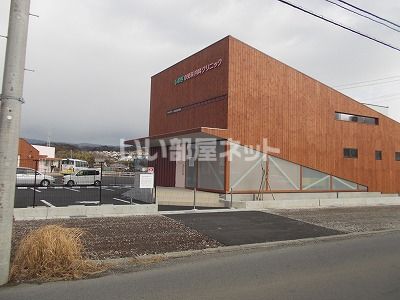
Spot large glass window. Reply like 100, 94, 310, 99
335, 112, 379, 125
359, 184, 368, 191
185, 144, 197, 188
268, 156, 300, 191
302, 167, 330, 191
229, 143, 266, 191
197, 141, 225, 191
332, 176, 357, 191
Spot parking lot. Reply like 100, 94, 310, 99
14, 175, 147, 208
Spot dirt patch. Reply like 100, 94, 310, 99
12, 216, 222, 260
271, 206, 400, 233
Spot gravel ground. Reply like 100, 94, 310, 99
12, 216, 222, 260
271, 206, 400, 233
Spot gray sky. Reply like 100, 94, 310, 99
0, 0, 399, 145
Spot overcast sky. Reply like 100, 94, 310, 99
0, 0, 399, 145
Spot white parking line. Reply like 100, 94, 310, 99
64, 187, 80, 192
29, 188, 41, 193
40, 200, 55, 207
17, 187, 28, 190
102, 188, 115, 191
75, 201, 100, 204
113, 198, 131, 204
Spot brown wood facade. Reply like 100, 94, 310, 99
144, 36, 400, 193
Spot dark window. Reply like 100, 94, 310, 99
395, 152, 400, 161
344, 148, 358, 158
375, 151, 382, 160
17, 168, 27, 175
335, 112, 379, 125
26, 169, 35, 175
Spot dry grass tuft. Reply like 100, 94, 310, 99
10, 225, 104, 282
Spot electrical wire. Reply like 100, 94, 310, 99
364, 92, 400, 101
338, 78, 400, 90
275, 0, 400, 52
334, 75, 400, 88
337, 0, 400, 29
323, 0, 400, 33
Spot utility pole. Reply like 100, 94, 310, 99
0, 0, 31, 285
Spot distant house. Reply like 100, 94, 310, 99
18, 139, 40, 169
32, 145, 60, 173
18, 139, 60, 173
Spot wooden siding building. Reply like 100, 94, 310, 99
127, 36, 400, 194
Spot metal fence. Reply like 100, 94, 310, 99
15, 159, 155, 208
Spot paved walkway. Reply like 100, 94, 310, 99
168, 211, 342, 245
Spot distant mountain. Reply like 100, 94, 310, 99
24, 138, 122, 151
25, 138, 48, 145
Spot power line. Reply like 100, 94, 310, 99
337, 0, 400, 29
339, 78, 400, 90
364, 92, 400, 101
275, 0, 400, 52
323, 0, 400, 33
371, 97, 400, 104
334, 75, 400, 88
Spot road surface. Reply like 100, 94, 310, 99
1, 231, 400, 300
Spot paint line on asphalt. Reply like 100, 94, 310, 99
29, 188, 41, 193
113, 198, 131, 204
102, 188, 115, 191
64, 187, 80, 192
17, 187, 28, 190
40, 200, 55, 207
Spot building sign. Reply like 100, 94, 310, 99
188, 157, 195, 167
140, 173, 154, 189
174, 58, 223, 85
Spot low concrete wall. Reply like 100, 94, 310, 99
156, 187, 223, 207
230, 192, 384, 202
14, 204, 158, 221
337, 192, 382, 198
235, 197, 400, 209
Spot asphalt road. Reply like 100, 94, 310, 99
14, 185, 138, 207
1, 231, 399, 300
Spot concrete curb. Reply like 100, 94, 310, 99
13, 204, 158, 220
159, 208, 248, 215
102, 228, 400, 266
234, 197, 400, 209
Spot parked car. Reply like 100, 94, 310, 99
63, 169, 101, 187
16, 167, 55, 187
